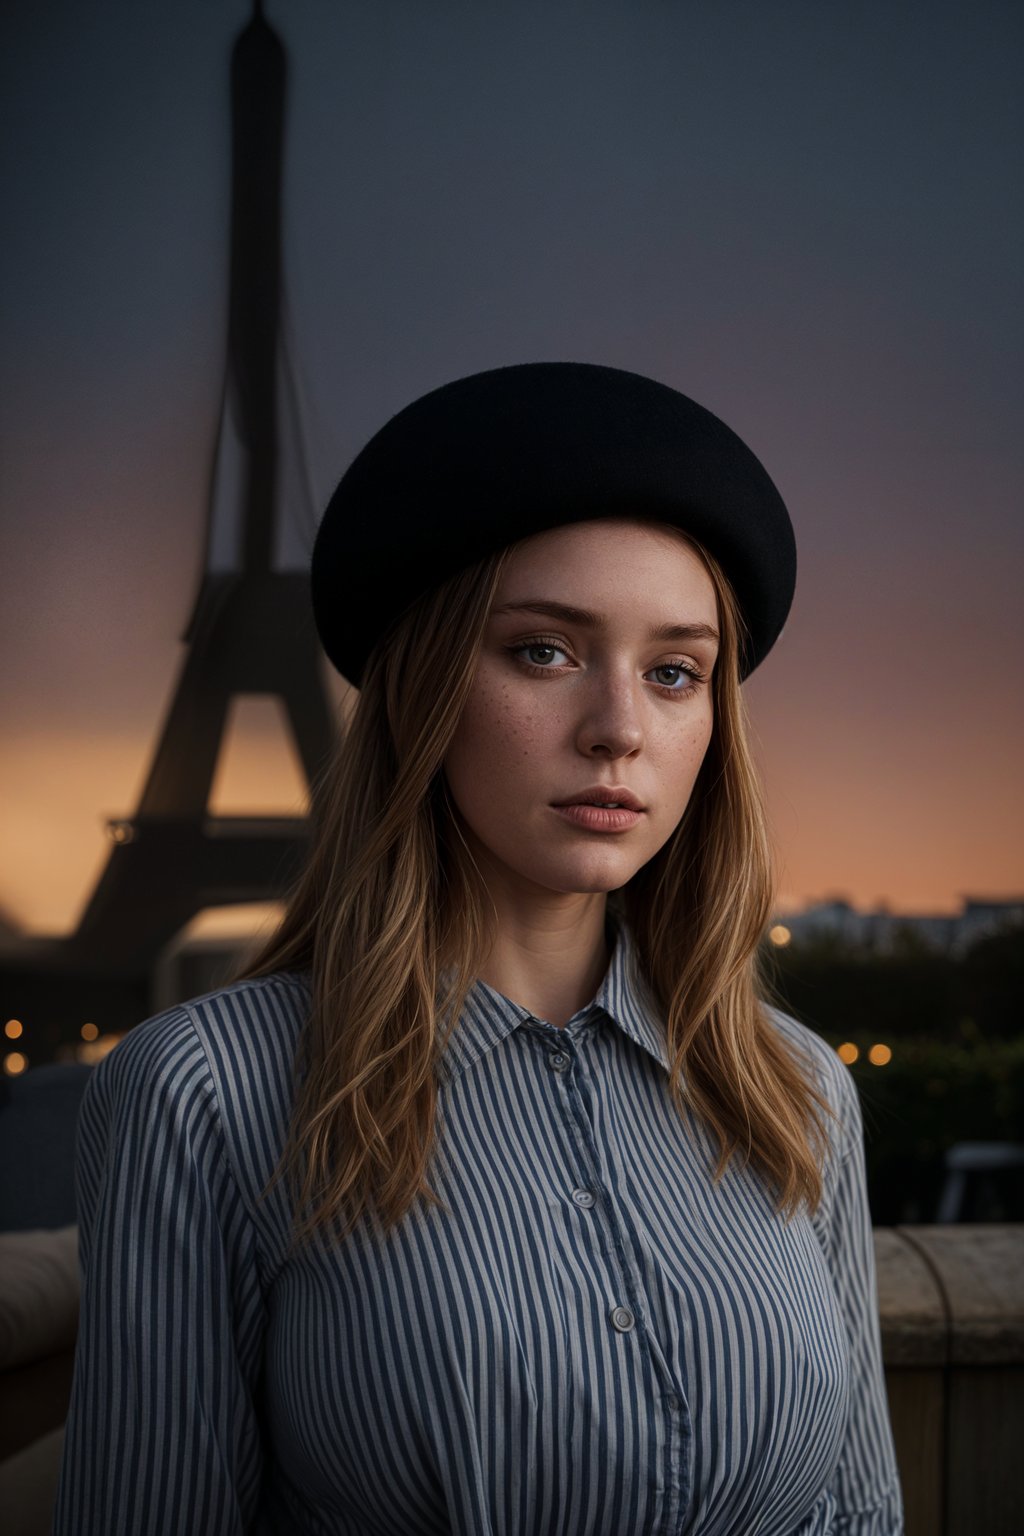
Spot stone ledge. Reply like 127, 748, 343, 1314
875, 1223, 1024, 1367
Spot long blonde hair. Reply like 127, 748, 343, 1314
237, 522, 839, 1257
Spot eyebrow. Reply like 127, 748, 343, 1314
490, 599, 720, 647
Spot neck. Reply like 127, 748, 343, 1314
470, 869, 614, 1028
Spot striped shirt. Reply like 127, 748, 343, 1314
53, 912, 903, 1535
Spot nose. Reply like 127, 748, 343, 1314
574, 666, 645, 759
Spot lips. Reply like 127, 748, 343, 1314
552, 787, 645, 812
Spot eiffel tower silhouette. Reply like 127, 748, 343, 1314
58, 1, 336, 978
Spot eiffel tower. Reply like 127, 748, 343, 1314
2, 3, 337, 1024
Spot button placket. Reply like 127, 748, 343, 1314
542, 1037, 643, 1342
529, 1010, 688, 1526
545, 1045, 597, 1213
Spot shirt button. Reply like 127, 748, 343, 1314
549, 1052, 570, 1071
571, 1188, 595, 1208
610, 1306, 635, 1332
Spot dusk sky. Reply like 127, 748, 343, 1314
2, 0, 1022, 938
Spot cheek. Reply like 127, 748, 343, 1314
665, 710, 714, 798
446, 681, 539, 796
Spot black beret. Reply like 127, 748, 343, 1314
311, 361, 796, 686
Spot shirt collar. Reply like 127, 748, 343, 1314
436, 909, 671, 1088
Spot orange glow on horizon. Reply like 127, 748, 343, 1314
0, 663, 1020, 937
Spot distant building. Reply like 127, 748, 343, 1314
782, 899, 872, 947
777, 896, 1024, 955
953, 898, 1024, 954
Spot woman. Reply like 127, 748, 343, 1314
53, 363, 903, 1534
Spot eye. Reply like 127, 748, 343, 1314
508, 638, 706, 697
509, 638, 574, 669
651, 664, 699, 691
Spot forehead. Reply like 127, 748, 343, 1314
494, 518, 718, 617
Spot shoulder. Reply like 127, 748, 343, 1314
87, 971, 311, 1213
95, 971, 309, 1095
173, 968, 311, 1088
761, 1002, 861, 1161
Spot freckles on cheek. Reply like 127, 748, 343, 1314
485, 680, 545, 758
463, 683, 525, 763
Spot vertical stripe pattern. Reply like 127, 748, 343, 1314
52, 915, 903, 1534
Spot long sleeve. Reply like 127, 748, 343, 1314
818, 1064, 905, 1533
51, 1008, 268, 1535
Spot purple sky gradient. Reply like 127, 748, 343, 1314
1, 0, 1022, 934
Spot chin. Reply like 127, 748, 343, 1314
525, 854, 644, 896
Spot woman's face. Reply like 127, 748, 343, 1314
442, 518, 720, 903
